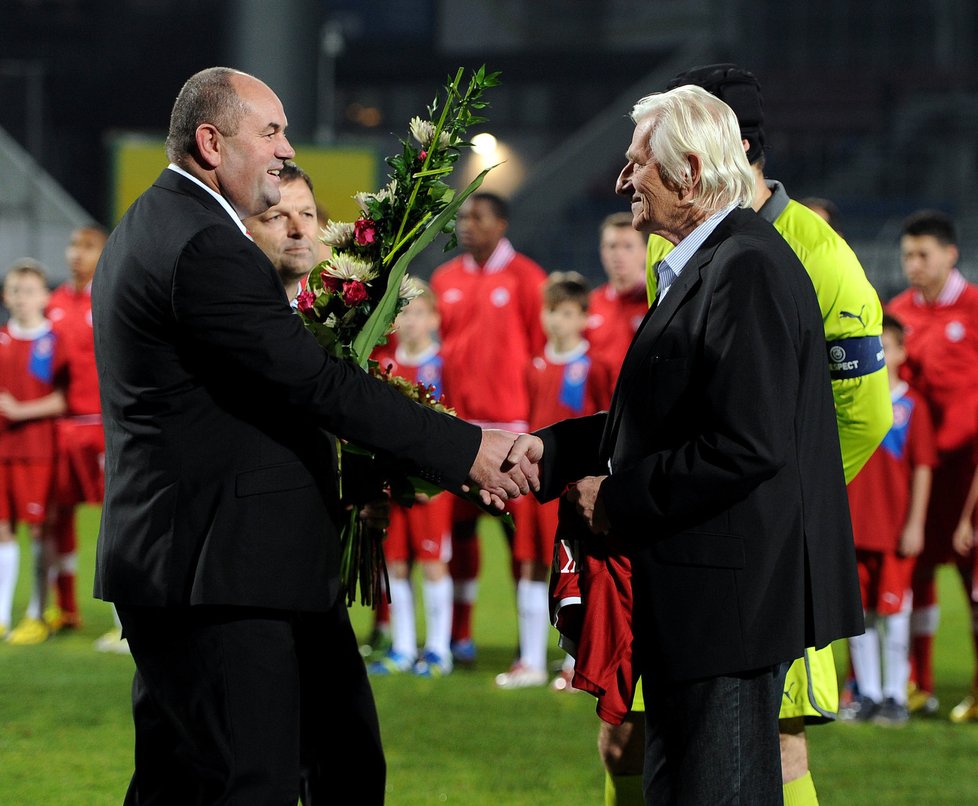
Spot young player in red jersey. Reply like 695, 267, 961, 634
841, 315, 935, 724
369, 282, 456, 677
495, 272, 615, 689
0, 261, 67, 643
44, 224, 107, 637
430, 192, 547, 664
585, 213, 650, 378
886, 210, 978, 718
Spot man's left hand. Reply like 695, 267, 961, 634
566, 475, 610, 534
359, 496, 391, 532
466, 429, 543, 509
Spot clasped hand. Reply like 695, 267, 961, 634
466, 430, 544, 510
565, 475, 610, 534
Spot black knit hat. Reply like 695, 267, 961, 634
667, 63, 765, 164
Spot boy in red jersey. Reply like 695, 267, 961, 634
0, 261, 67, 643
369, 282, 456, 677
431, 192, 547, 664
495, 273, 615, 689
842, 315, 935, 724
585, 213, 650, 377
44, 224, 107, 637
887, 210, 978, 718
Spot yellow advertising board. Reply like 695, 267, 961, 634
109, 135, 380, 225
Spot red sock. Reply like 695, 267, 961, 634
374, 592, 390, 629
912, 634, 935, 693
52, 514, 77, 615
56, 570, 78, 620
452, 600, 473, 643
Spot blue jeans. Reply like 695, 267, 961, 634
642, 661, 789, 805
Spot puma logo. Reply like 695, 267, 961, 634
839, 305, 866, 328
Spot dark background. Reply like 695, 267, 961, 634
4, 0, 978, 297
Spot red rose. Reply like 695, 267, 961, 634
296, 289, 316, 314
354, 218, 378, 246
342, 280, 369, 306
320, 271, 342, 292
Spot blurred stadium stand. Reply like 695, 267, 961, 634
2, 0, 977, 299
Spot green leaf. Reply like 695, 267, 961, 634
350, 165, 497, 367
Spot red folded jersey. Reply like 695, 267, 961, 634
549, 495, 636, 725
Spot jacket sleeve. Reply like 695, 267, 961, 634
534, 412, 609, 502
171, 224, 482, 491
801, 230, 892, 483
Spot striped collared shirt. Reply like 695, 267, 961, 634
658, 203, 739, 300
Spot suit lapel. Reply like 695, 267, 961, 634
598, 215, 741, 459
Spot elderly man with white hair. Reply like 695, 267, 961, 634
514, 84, 863, 804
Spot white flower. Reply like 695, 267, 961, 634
353, 192, 373, 214
409, 116, 451, 150
324, 313, 339, 328
323, 253, 378, 283
353, 179, 397, 215
320, 220, 355, 248
377, 178, 397, 203
399, 275, 424, 302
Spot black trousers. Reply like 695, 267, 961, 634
642, 661, 789, 806
117, 602, 384, 805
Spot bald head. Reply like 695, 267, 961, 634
165, 67, 250, 165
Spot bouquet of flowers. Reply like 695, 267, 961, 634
298, 66, 501, 607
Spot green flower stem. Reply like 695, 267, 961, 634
351, 165, 494, 367
389, 68, 464, 257
382, 212, 432, 268
411, 168, 454, 178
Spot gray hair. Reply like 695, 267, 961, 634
165, 67, 250, 164
630, 85, 754, 212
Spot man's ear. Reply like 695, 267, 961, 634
195, 123, 222, 169
680, 154, 702, 201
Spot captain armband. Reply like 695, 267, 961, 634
826, 335, 885, 380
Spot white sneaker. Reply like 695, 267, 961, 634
494, 662, 548, 689
550, 669, 579, 692
94, 628, 131, 655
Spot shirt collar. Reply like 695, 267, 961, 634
461, 238, 515, 274
544, 339, 590, 365
394, 342, 439, 367
757, 180, 790, 224
661, 202, 739, 277
167, 163, 251, 238
7, 320, 52, 340
912, 268, 966, 307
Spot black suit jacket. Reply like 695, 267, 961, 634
537, 208, 863, 681
92, 169, 481, 611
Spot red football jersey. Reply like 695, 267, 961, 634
372, 343, 445, 400
585, 283, 649, 380
47, 282, 101, 416
526, 342, 615, 431
847, 384, 937, 553
371, 343, 453, 559
887, 271, 978, 454
431, 239, 546, 428
0, 321, 65, 460
514, 342, 616, 566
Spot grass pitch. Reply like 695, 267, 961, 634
1, 507, 976, 804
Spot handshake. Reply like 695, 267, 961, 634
466, 430, 544, 510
